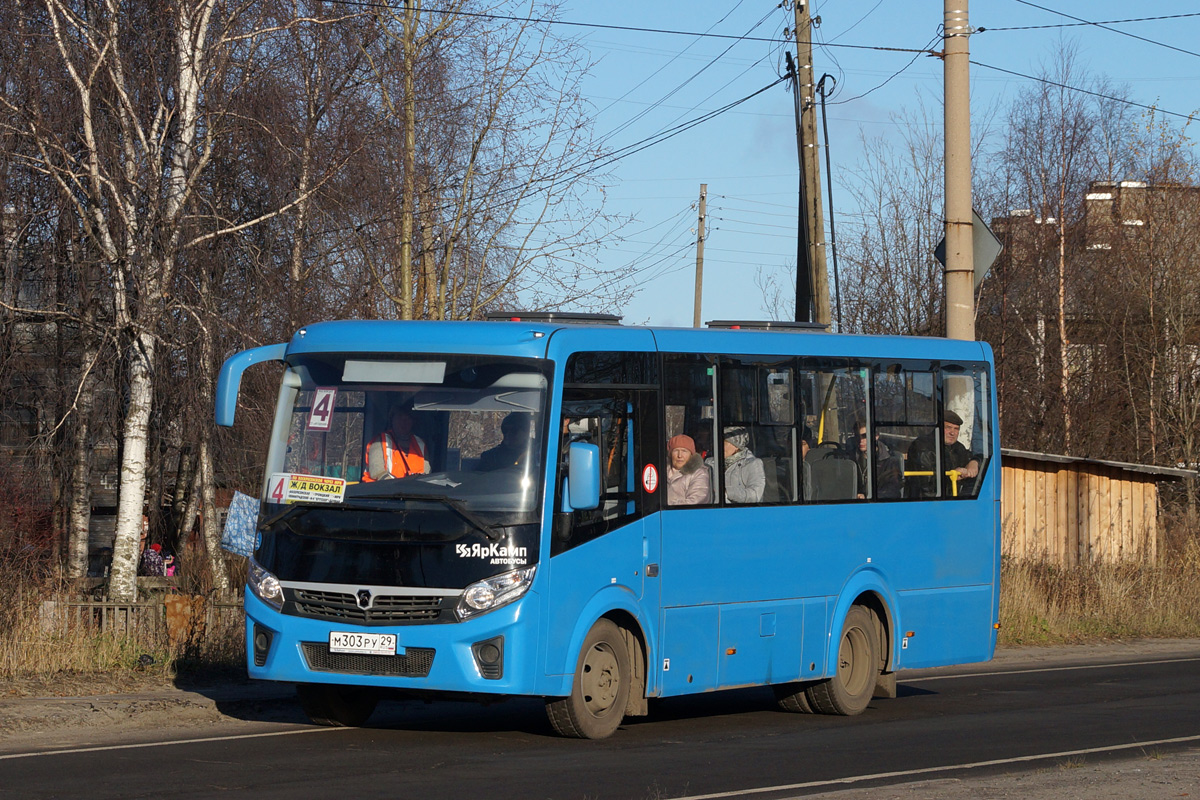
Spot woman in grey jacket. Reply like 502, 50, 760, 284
666, 434, 711, 505
707, 426, 765, 503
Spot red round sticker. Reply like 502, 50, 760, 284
642, 464, 659, 493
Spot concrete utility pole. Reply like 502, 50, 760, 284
793, 1, 830, 327
943, 0, 974, 340
693, 183, 706, 328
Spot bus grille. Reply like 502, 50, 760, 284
300, 642, 435, 677
290, 589, 449, 625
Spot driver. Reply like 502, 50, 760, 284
363, 404, 431, 481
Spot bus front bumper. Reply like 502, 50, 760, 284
243, 590, 541, 696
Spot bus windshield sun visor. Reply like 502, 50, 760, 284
342, 360, 447, 383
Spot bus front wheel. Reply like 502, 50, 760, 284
807, 605, 879, 716
546, 619, 630, 739
296, 683, 379, 727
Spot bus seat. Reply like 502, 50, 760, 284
761, 457, 780, 502
805, 444, 857, 501
760, 457, 793, 503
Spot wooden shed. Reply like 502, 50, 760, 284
1000, 449, 1194, 566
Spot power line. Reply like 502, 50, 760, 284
971, 60, 1198, 122
829, 32, 942, 106
303, 75, 789, 244
714, 205, 796, 218
598, 4, 771, 147
711, 215, 795, 230
566, 76, 790, 187
809, 0, 889, 93
1007, 0, 1200, 60
648, 17, 781, 140
319, 0, 933, 54
716, 194, 796, 209
985, 7, 1200, 34
713, 228, 797, 239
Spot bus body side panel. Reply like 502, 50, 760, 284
660, 605, 718, 694
539, 519, 658, 697
660, 496, 995, 688
717, 599, 805, 688
893, 584, 994, 668
885, 491, 999, 670
243, 589, 544, 696
659, 505, 854, 693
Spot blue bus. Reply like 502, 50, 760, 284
216, 314, 1000, 738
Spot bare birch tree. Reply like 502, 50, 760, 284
1, 0, 356, 599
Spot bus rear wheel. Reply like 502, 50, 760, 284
296, 683, 379, 727
774, 681, 817, 713
546, 619, 630, 739
807, 605, 879, 716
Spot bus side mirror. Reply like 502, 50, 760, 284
566, 442, 601, 510
215, 343, 287, 426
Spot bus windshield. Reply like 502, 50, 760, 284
266, 352, 550, 514
255, 353, 551, 585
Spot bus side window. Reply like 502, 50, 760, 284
941, 365, 990, 499
717, 356, 797, 505
873, 365, 940, 499
797, 364, 867, 502
663, 354, 718, 505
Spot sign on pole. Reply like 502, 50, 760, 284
934, 208, 1004, 290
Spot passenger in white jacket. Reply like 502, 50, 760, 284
666, 434, 710, 505
707, 426, 765, 504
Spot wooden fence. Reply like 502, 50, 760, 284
1000, 449, 1194, 566
40, 597, 243, 642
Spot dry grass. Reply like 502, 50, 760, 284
999, 523, 1200, 645
3, 517, 1199, 683
0, 598, 245, 684
0, 544, 246, 684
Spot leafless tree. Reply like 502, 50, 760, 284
983, 49, 1130, 454
358, 0, 633, 321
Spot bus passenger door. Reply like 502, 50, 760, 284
543, 346, 662, 683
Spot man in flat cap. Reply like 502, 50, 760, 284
905, 409, 980, 498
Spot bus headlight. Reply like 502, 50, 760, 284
249, 560, 284, 610
456, 566, 536, 621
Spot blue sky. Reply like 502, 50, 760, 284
556, 1, 1200, 327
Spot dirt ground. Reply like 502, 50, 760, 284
2, 641, 1199, 799
0, 665, 292, 741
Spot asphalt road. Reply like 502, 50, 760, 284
4, 641, 1200, 800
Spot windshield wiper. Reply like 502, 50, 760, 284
430, 495, 504, 541
260, 498, 419, 531
363, 492, 503, 541
260, 502, 320, 530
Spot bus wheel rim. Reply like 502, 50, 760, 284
839, 625, 871, 696
581, 643, 620, 716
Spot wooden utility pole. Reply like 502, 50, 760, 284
943, 0, 974, 340
694, 183, 706, 328
793, 1, 830, 327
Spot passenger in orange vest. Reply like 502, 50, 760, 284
363, 405, 430, 481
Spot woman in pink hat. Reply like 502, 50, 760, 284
666, 434, 711, 506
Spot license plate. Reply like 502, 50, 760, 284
328, 631, 396, 656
